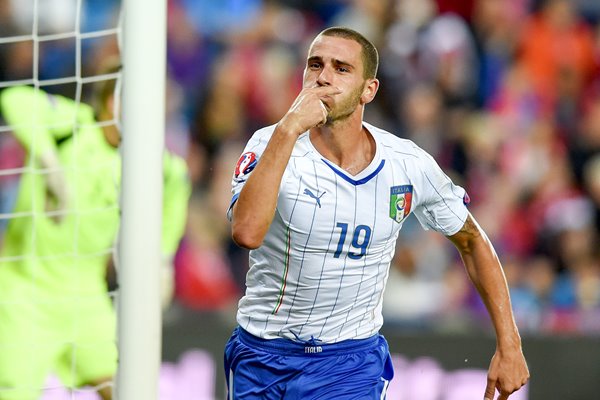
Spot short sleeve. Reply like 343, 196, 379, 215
411, 149, 469, 236
226, 126, 274, 221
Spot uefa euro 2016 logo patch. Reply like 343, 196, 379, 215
234, 152, 258, 181
390, 185, 413, 223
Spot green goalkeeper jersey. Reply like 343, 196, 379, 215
0, 85, 190, 295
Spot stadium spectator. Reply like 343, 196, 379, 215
516, 0, 597, 112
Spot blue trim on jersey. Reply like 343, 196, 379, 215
229, 193, 240, 209
321, 159, 386, 186
227, 193, 240, 220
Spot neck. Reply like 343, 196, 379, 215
309, 111, 375, 175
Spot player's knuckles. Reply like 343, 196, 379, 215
293, 106, 327, 129
294, 97, 322, 115
500, 382, 520, 394
298, 95, 323, 111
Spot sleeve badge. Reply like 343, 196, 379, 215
234, 151, 258, 180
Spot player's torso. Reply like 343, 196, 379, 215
276, 142, 401, 273
240, 129, 418, 342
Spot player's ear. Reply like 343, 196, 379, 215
361, 78, 379, 105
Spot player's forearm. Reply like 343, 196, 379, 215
232, 84, 338, 248
450, 216, 522, 348
231, 124, 299, 249
463, 238, 521, 347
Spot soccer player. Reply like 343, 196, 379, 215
226, 27, 529, 400
0, 74, 191, 398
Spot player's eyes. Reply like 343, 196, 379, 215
309, 63, 321, 69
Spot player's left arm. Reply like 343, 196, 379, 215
159, 151, 192, 309
448, 213, 529, 400
161, 151, 191, 256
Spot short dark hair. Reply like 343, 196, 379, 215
318, 26, 379, 79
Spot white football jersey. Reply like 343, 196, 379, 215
229, 122, 469, 343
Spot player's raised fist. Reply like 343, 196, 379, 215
279, 85, 341, 135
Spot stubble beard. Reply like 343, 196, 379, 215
324, 83, 365, 126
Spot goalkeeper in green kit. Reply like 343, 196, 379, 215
0, 68, 191, 400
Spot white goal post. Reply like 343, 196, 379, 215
117, 0, 167, 399
0, 0, 168, 398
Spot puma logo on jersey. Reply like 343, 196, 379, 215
304, 188, 326, 208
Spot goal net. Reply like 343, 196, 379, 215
0, 0, 160, 399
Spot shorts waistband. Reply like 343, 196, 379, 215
236, 327, 380, 356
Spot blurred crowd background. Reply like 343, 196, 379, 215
1, 0, 600, 337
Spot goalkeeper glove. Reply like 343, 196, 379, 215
39, 150, 70, 222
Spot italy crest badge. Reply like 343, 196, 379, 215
390, 185, 413, 223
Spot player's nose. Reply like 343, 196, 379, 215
316, 66, 332, 86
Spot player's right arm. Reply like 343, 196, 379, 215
0, 86, 91, 219
230, 85, 340, 249
0, 86, 84, 156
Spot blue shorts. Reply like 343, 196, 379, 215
224, 327, 394, 400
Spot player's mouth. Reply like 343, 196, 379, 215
321, 96, 334, 109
